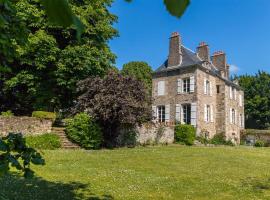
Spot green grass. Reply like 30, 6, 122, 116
2, 145, 270, 199
25, 133, 61, 150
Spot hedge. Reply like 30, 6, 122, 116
32, 111, 56, 121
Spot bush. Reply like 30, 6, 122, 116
254, 140, 265, 147
26, 134, 61, 150
174, 124, 196, 145
1, 110, 14, 117
210, 133, 234, 146
65, 113, 103, 149
32, 111, 56, 121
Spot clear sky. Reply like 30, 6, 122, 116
109, 0, 270, 75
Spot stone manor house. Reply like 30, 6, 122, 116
152, 32, 244, 142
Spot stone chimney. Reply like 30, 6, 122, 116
168, 32, 182, 67
197, 42, 210, 61
211, 51, 229, 79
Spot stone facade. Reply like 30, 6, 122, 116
0, 116, 53, 136
152, 32, 245, 144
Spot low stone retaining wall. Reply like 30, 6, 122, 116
241, 129, 270, 145
136, 123, 174, 144
0, 116, 53, 136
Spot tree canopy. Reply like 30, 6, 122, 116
121, 61, 153, 93
238, 71, 270, 129
0, 0, 117, 115
74, 70, 151, 146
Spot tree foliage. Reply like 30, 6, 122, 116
122, 61, 153, 93
0, 0, 117, 114
74, 70, 151, 146
238, 71, 270, 129
0, 133, 45, 178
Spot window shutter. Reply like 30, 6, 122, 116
204, 104, 207, 122
175, 104, 181, 122
177, 79, 182, 94
204, 79, 207, 94
165, 104, 170, 122
158, 81, 165, 96
152, 106, 157, 119
239, 114, 242, 127
230, 87, 233, 99
180, 105, 184, 124
191, 103, 197, 127
239, 95, 242, 107
235, 109, 237, 125
229, 108, 233, 124
210, 81, 213, 96
190, 76, 195, 93
210, 105, 214, 122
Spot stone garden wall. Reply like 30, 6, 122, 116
136, 123, 174, 144
0, 116, 53, 136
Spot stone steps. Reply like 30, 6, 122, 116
52, 127, 80, 149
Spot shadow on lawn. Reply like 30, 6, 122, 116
0, 173, 113, 200
242, 177, 270, 192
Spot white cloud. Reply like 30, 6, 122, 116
230, 64, 240, 73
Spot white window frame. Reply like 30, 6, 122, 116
157, 105, 165, 122
183, 78, 191, 93
231, 108, 236, 124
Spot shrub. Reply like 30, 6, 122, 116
26, 134, 61, 150
32, 111, 56, 121
174, 124, 196, 146
65, 113, 103, 149
1, 110, 14, 117
254, 140, 265, 147
210, 133, 234, 146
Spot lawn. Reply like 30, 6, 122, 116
1, 145, 270, 200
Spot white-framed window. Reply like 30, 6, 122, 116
182, 104, 191, 124
204, 79, 212, 96
178, 76, 195, 94
157, 81, 165, 96
230, 108, 236, 124
204, 104, 213, 123
232, 109, 236, 124
183, 78, 190, 93
239, 113, 244, 128
157, 105, 165, 122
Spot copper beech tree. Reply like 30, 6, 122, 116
74, 70, 151, 146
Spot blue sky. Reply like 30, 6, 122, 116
109, 0, 270, 75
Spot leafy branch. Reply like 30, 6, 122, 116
0, 133, 45, 178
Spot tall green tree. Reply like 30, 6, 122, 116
121, 61, 153, 93
1, 0, 117, 114
238, 71, 270, 129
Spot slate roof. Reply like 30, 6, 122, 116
154, 45, 241, 89
155, 46, 203, 73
